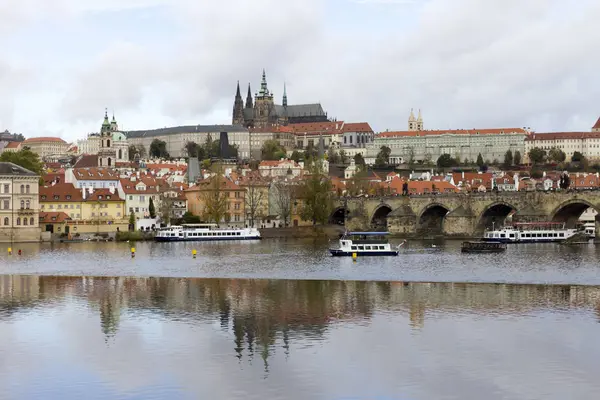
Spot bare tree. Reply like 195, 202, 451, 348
245, 178, 265, 227
159, 193, 172, 225
200, 167, 228, 225
273, 181, 293, 227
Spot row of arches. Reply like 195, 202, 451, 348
330, 200, 598, 233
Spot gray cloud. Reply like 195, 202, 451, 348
2, 0, 600, 138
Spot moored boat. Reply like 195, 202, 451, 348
329, 232, 403, 257
155, 224, 261, 242
461, 241, 506, 253
482, 222, 580, 243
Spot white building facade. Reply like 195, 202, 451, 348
369, 128, 529, 165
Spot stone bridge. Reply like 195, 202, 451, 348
330, 191, 600, 237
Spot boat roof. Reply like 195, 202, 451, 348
346, 232, 391, 235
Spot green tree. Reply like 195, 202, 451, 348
528, 147, 546, 165
290, 150, 302, 163
0, 148, 44, 175
572, 151, 584, 163
374, 146, 391, 167
327, 147, 341, 164
261, 140, 286, 160
530, 169, 543, 179
149, 139, 169, 159
184, 141, 201, 158
299, 162, 333, 225
513, 150, 522, 165
503, 150, 513, 167
128, 212, 136, 231
476, 153, 484, 168
303, 143, 318, 162
339, 149, 348, 164
148, 197, 156, 218
182, 211, 201, 224
353, 153, 366, 169
436, 154, 457, 168
548, 147, 566, 163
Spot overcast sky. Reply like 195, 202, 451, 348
1, 0, 599, 142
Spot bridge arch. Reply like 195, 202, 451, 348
417, 203, 450, 235
370, 203, 393, 229
329, 206, 348, 225
550, 199, 597, 228
476, 201, 517, 232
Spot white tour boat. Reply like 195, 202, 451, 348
583, 222, 595, 239
155, 224, 261, 242
329, 232, 403, 257
482, 222, 580, 243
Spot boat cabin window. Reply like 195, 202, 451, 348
379, 246, 385, 250
358, 246, 364, 250
365, 246, 371, 250
351, 246, 357, 250
237, 232, 241, 236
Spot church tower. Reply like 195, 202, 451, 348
232, 81, 245, 125
416, 109, 423, 131
408, 109, 417, 131
254, 69, 276, 128
245, 83, 253, 109
98, 108, 117, 167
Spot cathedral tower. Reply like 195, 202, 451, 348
416, 109, 423, 131
245, 83, 253, 109
232, 81, 245, 125
254, 69, 276, 127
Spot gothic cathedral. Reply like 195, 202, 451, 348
232, 70, 328, 128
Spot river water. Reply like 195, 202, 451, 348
1, 239, 600, 399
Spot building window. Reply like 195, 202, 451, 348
26, 185, 30, 194
20, 200, 24, 209
2, 200, 7, 209
3, 184, 8, 193
20, 184, 24, 194
23, 218, 28, 226
3, 217, 8, 225
16, 217, 20, 225
26, 200, 30, 209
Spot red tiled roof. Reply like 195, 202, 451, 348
339, 122, 373, 133
73, 154, 99, 168
119, 175, 165, 194
39, 212, 72, 223
73, 167, 120, 181
378, 128, 528, 138
5, 141, 20, 149
186, 177, 244, 192
23, 137, 67, 144
593, 117, 600, 130
40, 183, 83, 202
525, 131, 600, 141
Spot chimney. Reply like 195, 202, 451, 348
82, 187, 86, 200
89, 186, 94, 194
109, 186, 115, 194
461, 171, 465, 179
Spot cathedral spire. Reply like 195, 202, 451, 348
282, 82, 288, 107
259, 69, 269, 96
232, 81, 244, 125
246, 83, 253, 109
409, 108, 416, 122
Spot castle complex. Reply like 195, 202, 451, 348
232, 70, 329, 128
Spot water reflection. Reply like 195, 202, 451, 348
2, 276, 600, 399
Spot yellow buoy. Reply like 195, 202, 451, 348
7, 247, 12, 255
352, 252, 357, 261
192, 249, 197, 258
131, 247, 136, 258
